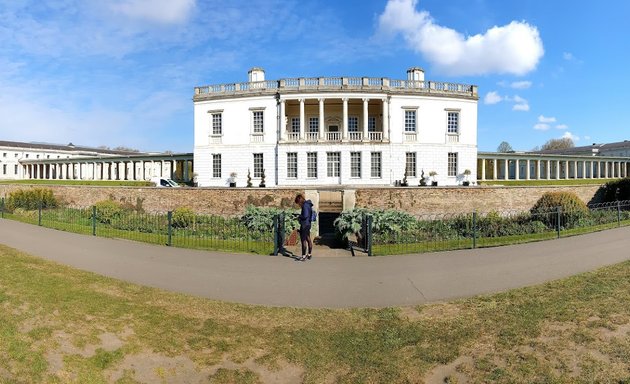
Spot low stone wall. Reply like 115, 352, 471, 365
0, 185, 303, 217
354, 185, 603, 215
0, 183, 605, 216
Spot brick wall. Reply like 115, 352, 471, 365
0, 184, 605, 216
354, 185, 603, 215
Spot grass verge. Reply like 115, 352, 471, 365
0, 244, 629, 383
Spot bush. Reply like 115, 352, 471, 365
172, 207, 195, 229
240, 205, 299, 236
334, 208, 416, 240
94, 200, 125, 224
601, 178, 630, 202
530, 192, 588, 229
6, 188, 57, 211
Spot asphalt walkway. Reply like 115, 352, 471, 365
1, 219, 629, 308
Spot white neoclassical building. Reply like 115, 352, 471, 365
193, 67, 479, 187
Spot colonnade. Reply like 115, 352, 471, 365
477, 154, 630, 181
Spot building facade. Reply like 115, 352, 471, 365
193, 68, 478, 187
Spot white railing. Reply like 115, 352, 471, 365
210, 135, 222, 144
287, 132, 300, 141
305, 132, 319, 142
368, 132, 383, 141
446, 134, 459, 143
250, 134, 264, 143
327, 132, 341, 141
404, 133, 417, 142
348, 132, 363, 141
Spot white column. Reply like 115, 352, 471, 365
299, 98, 305, 140
481, 159, 486, 180
515, 159, 520, 180
526, 159, 531, 180
362, 98, 369, 141
342, 98, 349, 141
318, 98, 325, 140
280, 99, 287, 141
504, 159, 508, 180
604, 162, 609, 178
493, 159, 497, 180
582, 161, 586, 179
546, 161, 550, 179
617, 162, 621, 178
382, 98, 389, 141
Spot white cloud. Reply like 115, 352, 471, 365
555, 124, 568, 130
484, 91, 503, 105
377, 0, 544, 76
510, 80, 532, 89
563, 52, 575, 61
538, 115, 556, 123
584, 135, 591, 141
534, 123, 550, 131
562, 131, 579, 141
109, 0, 196, 24
512, 95, 529, 111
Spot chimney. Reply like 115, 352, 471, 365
248, 67, 265, 82
407, 67, 425, 82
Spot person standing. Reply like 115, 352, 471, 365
294, 194, 314, 261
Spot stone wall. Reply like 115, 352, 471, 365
0, 185, 303, 217
0, 184, 605, 217
354, 185, 603, 215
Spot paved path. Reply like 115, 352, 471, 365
1, 219, 629, 308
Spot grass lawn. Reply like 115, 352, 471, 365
1, 245, 629, 383
0, 180, 152, 186
477, 178, 618, 186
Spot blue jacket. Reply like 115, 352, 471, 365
299, 200, 313, 227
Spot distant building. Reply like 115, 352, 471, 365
534, 140, 630, 158
193, 67, 479, 187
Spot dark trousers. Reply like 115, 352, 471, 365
299, 224, 312, 256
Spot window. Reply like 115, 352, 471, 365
327, 152, 340, 177
368, 116, 376, 132
448, 152, 458, 176
404, 110, 417, 132
253, 153, 264, 178
212, 154, 221, 178
371, 152, 382, 178
351, 152, 361, 178
307, 152, 318, 178
2, 152, 5, 158
308, 117, 319, 133
14, 153, 18, 157
36, 154, 40, 159
2, 165, 5, 175
211, 113, 222, 135
447, 111, 459, 134
405, 152, 417, 177
348, 116, 359, 132
287, 152, 297, 178
291, 117, 300, 133
252, 110, 264, 133
25, 154, 29, 158
14, 165, 18, 175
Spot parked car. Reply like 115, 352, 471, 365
150, 177, 180, 188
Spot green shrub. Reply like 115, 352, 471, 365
601, 178, 630, 202
172, 207, 195, 229
94, 200, 125, 224
6, 188, 57, 211
530, 192, 588, 229
334, 208, 416, 240
240, 205, 299, 236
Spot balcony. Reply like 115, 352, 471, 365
368, 132, 383, 141
404, 133, 417, 142
446, 133, 459, 143
250, 133, 264, 143
305, 132, 319, 142
287, 133, 300, 142
327, 132, 341, 141
348, 132, 363, 141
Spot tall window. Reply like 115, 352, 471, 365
287, 152, 297, 178
350, 152, 361, 178
14, 165, 18, 175
405, 152, 417, 177
448, 152, 458, 176
447, 111, 459, 134
348, 116, 359, 132
291, 117, 300, 133
253, 153, 264, 178
252, 110, 264, 133
211, 113, 222, 135
327, 152, 340, 177
212, 154, 221, 178
371, 152, 382, 178
307, 152, 318, 178
368, 116, 376, 132
2, 165, 5, 175
404, 110, 416, 132
309, 117, 319, 133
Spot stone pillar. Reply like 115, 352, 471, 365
493, 159, 497, 180
515, 159, 520, 180
342, 97, 349, 141
573, 161, 578, 178
582, 161, 586, 179
526, 159, 531, 180
604, 162, 609, 178
382, 98, 389, 141
617, 162, 621, 178
362, 98, 369, 141
504, 159, 509, 180
318, 98, 325, 140
299, 98, 305, 140
280, 99, 287, 141
481, 159, 486, 180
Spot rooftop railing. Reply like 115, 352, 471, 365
195, 77, 477, 98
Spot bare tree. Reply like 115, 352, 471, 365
541, 137, 575, 151
497, 141, 514, 152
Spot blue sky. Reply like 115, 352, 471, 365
1, 0, 629, 153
